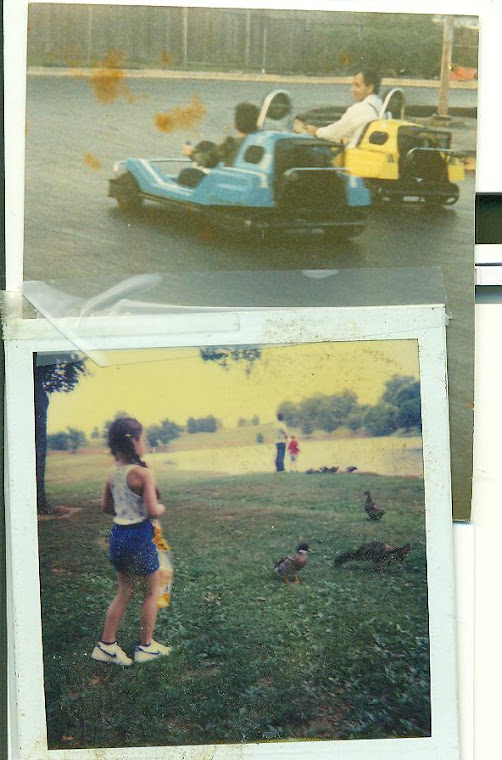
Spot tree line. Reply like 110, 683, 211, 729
47, 414, 223, 452
47, 374, 420, 453
47, 428, 88, 452
277, 375, 421, 437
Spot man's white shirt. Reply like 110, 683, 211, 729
316, 93, 383, 147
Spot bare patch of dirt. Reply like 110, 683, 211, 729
38, 505, 82, 521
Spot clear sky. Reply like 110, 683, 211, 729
46, 340, 419, 435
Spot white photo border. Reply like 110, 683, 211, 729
5, 303, 457, 759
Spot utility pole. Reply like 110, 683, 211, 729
261, 19, 267, 74
86, 6, 94, 66
438, 15, 455, 118
244, 10, 251, 72
182, 6, 188, 68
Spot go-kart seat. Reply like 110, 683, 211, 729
274, 140, 345, 216
398, 127, 449, 183
274, 140, 335, 177
177, 166, 207, 187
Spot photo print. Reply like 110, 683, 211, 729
3, 302, 458, 758
21, 3, 478, 280
38, 341, 429, 751
12, 1, 479, 519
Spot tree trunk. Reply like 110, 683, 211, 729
34, 360, 51, 515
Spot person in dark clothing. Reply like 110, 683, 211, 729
178, 102, 259, 186
274, 412, 289, 473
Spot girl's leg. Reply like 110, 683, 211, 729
139, 570, 160, 645
101, 572, 135, 643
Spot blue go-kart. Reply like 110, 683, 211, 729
108, 90, 371, 240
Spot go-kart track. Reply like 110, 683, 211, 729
24, 75, 476, 281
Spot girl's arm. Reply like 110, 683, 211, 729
134, 468, 166, 518
102, 481, 115, 515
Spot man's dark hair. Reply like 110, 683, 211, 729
234, 102, 259, 134
358, 68, 381, 95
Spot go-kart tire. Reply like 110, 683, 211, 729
423, 190, 459, 208
114, 172, 143, 214
423, 195, 445, 208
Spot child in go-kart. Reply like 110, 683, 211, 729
178, 102, 259, 186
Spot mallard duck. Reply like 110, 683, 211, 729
274, 543, 310, 583
334, 541, 411, 571
363, 490, 385, 520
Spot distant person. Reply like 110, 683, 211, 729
302, 69, 383, 148
274, 412, 289, 473
178, 102, 259, 186
288, 435, 300, 471
91, 417, 171, 667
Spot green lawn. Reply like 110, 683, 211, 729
40, 455, 430, 749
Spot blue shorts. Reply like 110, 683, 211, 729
108, 520, 159, 576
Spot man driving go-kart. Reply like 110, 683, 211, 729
301, 69, 383, 148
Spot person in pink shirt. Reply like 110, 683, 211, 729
288, 435, 300, 472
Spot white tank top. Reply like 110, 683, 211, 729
110, 465, 147, 525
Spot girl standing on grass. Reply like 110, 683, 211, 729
91, 417, 171, 667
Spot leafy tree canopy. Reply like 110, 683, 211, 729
199, 346, 261, 376
67, 427, 88, 452
397, 398, 422, 432
146, 419, 183, 447
364, 402, 399, 437
382, 375, 418, 406
37, 355, 87, 394
47, 432, 71, 451
186, 415, 218, 434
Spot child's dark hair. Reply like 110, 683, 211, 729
234, 102, 259, 134
108, 417, 147, 468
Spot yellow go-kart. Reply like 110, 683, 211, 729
300, 89, 465, 206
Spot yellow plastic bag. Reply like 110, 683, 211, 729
153, 525, 174, 609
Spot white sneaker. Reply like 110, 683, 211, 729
91, 641, 133, 667
134, 639, 172, 664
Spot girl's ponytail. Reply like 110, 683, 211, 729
108, 417, 147, 468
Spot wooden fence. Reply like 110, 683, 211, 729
26, 5, 478, 77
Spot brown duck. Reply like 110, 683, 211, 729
363, 490, 385, 520
274, 543, 310, 583
334, 541, 411, 571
